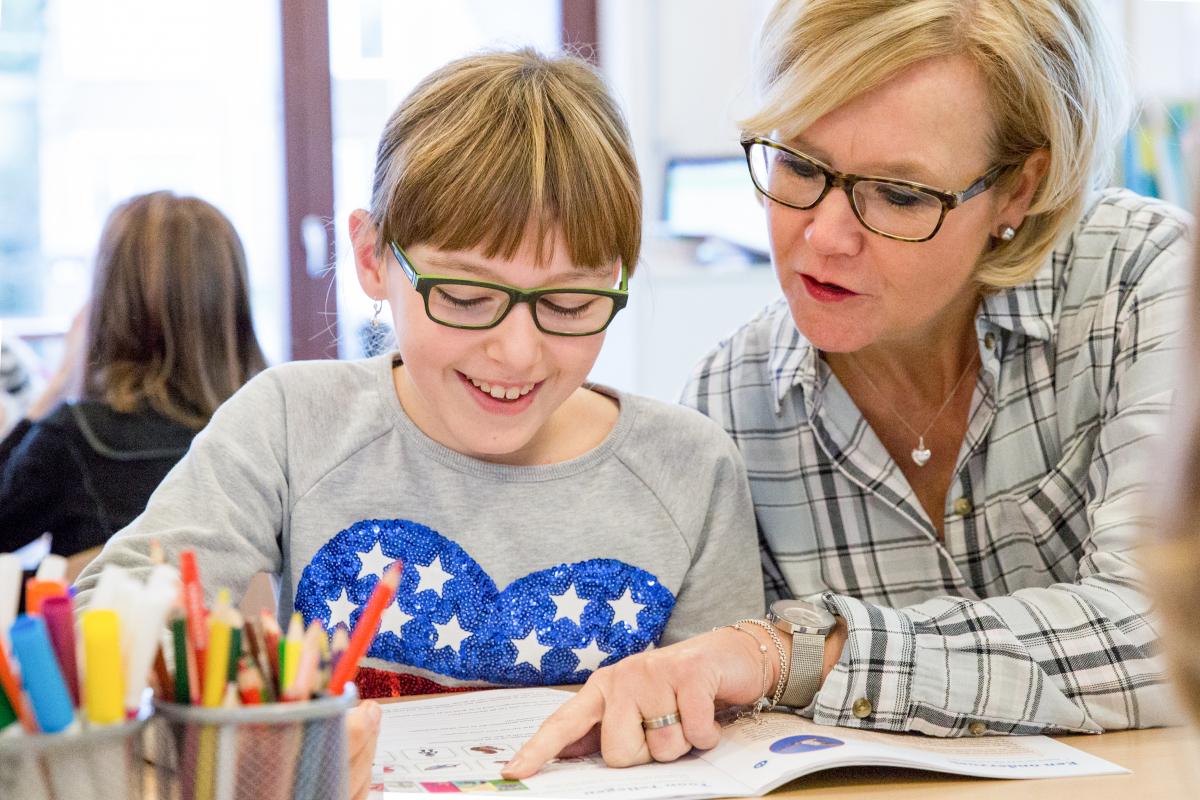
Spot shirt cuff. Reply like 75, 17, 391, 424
810, 592, 916, 731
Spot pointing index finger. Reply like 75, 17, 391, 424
503, 687, 606, 779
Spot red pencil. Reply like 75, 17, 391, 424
327, 562, 402, 695
179, 550, 209, 689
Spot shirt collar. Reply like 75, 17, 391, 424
767, 301, 819, 415
977, 254, 1057, 342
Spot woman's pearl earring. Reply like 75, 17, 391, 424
371, 299, 383, 328
999, 225, 1017, 242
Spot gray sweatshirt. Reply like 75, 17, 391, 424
75, 356, 764, 691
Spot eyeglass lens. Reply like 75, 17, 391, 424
428, 284, 617, 334
747, 142, 945, 240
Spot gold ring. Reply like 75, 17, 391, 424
641, 711, 682, 730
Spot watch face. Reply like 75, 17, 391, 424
773, 600, 835, 631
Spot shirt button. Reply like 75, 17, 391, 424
953, 496, 973, 516
852, 698, 872, 719
968, 721, 987, 736
983, 332, 996, 350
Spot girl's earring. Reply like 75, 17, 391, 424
999, 225, 1017, 242
371, 299, 383, 329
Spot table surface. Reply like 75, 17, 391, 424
381, 693, 1200, 800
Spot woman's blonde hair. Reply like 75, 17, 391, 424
369, 48, 641, 275
83, 191, 267, 429
742, 0, 1130, 288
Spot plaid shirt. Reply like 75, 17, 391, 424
683, 189, 1191, 737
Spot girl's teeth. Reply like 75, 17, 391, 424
469, 376, 534, 400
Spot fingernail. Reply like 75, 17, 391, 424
504, 755, 524, 774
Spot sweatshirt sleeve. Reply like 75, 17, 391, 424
73, 371, 291, 608
659, 425, 766, 643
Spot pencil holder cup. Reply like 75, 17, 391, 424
151, 684, 357, 800
0, 717, 149, 800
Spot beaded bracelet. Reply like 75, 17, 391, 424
733, 618, 789, 709
715, 623, 771, 719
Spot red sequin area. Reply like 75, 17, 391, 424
355, 666, 478, 699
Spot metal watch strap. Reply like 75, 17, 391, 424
778, 631, 824, 708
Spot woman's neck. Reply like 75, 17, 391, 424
825, 288, 982, 405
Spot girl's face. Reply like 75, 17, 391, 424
369, 229, 618, 465
765, 55, 1023, 353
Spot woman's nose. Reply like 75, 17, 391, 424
803, 186, 865, 258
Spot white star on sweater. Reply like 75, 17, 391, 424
433, 614, 471, 652
416, 555, 454, 597
573, 638, 609, 672
381, 601, 412, 638
609, 588, 645, 630
512, 629, 551, 671
356, 541, 396, 581
551, 584, 589, 624
327, 588, 357, 632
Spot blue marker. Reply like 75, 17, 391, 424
10, 615, 75, 733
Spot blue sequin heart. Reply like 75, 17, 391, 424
294, 519, 675, 685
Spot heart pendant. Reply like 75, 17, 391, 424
911, 437, 931, 466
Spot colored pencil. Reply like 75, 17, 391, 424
179, 550, 210, 689
328, 562, 402, 695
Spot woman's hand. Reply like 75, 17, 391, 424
346, 699, 382, 800
501, 626, 773, 780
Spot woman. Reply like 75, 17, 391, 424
505, 0, 1189, 776
0, 191, 267, 556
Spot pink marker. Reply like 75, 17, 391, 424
41, 595, 80, 707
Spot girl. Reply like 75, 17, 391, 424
75, 49, 764, 701
0, 192, 267, 557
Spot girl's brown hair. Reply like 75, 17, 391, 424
368, 48, 642, 275
82, 191, 267, 428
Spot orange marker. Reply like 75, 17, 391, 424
24, 579, 67, 615
328, 563, 402, 695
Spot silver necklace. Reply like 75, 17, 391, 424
846, 349, 979, 467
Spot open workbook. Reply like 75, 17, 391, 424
370, 688, 1126, 798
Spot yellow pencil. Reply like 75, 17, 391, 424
202, 592, 233, 708
281, 612, 304, 696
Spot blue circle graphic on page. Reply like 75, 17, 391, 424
769, 735, 845, 754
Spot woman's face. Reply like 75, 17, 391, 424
766, 55, 1011, 353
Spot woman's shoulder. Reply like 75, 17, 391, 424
1055, 188, 1191, 311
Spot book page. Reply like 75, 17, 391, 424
371, 690, 1127, 799
701, 709, 1128, 794
371, 688, 746, 798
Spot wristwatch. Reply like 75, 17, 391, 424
766, 598, 837, 708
